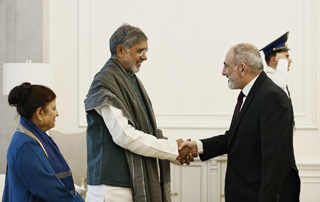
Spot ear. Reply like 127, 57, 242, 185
35, 107, 44, 122
238, 63, 247, 77
270, 56, 277, 65
116, 45, 126, 58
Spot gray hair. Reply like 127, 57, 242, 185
233, 43, 264, 75
109, 23, 148, 57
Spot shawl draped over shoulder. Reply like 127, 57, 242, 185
84, 58, 171, 202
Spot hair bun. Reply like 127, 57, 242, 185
20, 82, 32, 89
8, 82, 32, 107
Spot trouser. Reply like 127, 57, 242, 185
87, 185, 133, 202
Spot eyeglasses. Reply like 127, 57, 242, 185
125, 47, 148, 57
139, 49, 148, 57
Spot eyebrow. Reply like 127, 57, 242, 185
138, 48, 148, 51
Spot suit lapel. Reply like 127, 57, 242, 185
228, 72, 268, 146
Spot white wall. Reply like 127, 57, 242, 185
0, 0, 44, 173
1, 0, 319, 199
49, 0, 320, 160
47, 0, 320, 200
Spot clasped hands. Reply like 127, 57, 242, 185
176, 139, 198, 165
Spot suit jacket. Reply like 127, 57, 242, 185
200, 72, 300, 202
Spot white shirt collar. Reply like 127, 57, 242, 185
241, 74, 260, 97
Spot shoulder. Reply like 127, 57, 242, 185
8, 131, 38, 152
99, 58, 122, 75
7, 132, 46, 164
254, 74, 288, 100
257, 82, 290, 110
93, 59, 126, 85
260, 80, 286, 97
265, 66, 275, 75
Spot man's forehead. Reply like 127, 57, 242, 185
225, 49, 234, 64
132, 41, 148, 49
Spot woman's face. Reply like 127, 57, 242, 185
40, 99, 59, 132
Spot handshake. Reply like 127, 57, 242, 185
176, 139, 198, 165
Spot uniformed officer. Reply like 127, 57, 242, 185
260, 31, 292, 98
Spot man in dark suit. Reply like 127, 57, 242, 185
179, 43, 300, 202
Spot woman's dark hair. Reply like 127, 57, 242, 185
8, 82, 56, 120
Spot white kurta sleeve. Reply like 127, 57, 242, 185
95, 105, 179, 162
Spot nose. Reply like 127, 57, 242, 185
141, 52, 147, 61
222, 67, 226, 76
288, 57, 292, 63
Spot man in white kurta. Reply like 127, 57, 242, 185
84, 23, 194, 202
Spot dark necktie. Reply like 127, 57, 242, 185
236, 91, 245, 120
286, 85, 291, 99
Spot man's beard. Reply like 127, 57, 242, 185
128, 62, 140, 73
131, 64, 139, 73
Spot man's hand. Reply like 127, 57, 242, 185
176, 139, 198, 165
178, 140, 198, 162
